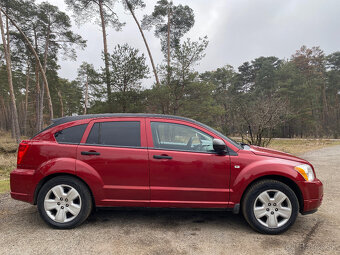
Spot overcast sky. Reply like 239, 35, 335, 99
37, 0, 340, 88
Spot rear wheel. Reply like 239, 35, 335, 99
242, 180, 299, 234
37, 176, 92, 229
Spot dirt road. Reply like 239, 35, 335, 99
1, 146, 339, 255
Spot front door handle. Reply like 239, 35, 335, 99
153, 155, 172, 160
81, 151, 100, 156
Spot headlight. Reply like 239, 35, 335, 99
294, 164, 315, 181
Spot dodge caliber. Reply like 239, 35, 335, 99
10, 114, 323, 234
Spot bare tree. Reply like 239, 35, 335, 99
235, 95, 289, 146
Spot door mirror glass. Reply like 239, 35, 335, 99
213, 139, 227, 154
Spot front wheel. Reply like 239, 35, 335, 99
37, 176, 92, 229
242, 180, 299, 234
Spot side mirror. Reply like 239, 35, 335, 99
213, 139, 227, 154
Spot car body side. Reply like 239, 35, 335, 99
10, 116, 323, 214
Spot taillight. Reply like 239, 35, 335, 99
17, 140, 30, 165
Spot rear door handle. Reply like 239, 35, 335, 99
81, 151, 100, 156
153, 155, 172, 159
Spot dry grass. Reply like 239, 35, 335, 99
231, 136, 340, 155
0, 130, 19, 153
0, 179, 10, 194
0, 131, 18, 180
268, 138, 340, 155
0, 153, 16, 179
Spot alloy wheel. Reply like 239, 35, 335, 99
44, 184, 82, 223
253, 189, 292, 228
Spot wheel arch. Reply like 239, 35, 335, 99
239, 175, 304, 213
33, 173, 95, 208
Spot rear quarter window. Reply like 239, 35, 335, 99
54, 124, 87, 144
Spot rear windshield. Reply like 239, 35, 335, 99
54, 124, 87, 144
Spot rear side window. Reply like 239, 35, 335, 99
86, 121, 141, 147
54, 124, 87, 144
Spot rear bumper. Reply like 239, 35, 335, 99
10, 168, 36, 204
298, 178, 323, 214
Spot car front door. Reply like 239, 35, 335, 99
77, 118, 149, 207
146, 118, 231, 208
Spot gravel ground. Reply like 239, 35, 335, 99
0, 146, 339, 255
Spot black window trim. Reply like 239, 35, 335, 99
79, 143, 147, 149
56, 142, 83, 146
77, 143, 238, 155
148, 147, 218, 155
147, 144, 237, 155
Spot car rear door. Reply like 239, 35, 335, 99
76, 117, 149, 207
146, 118, 231, 208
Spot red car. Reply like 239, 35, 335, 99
10, 114, 323, 234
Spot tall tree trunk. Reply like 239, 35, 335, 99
122, 83, 127, 113
322, 83, 328, 127
0, 95, 8, 130
33, 29, 42, 132
0, 8, 53, 123
98, 0, 111, 102
9, 103, 15, 138
24, 64, 30, 136
166, 5, 171, 85
34, 61, 41, 132
0, 11, 20, 143
5, 9, 16, 139
125, 0, 160, 86
336, 92, 340, 137
57, 90, 64, 117
84, 75, 89, 114
38, 22, 51, 130
43, 24, 50, 74
39, 75, 45, 130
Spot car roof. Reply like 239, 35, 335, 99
33, 113, 199, 138
51, 113, 198, 128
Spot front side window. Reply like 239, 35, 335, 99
54, 124, 87, 144
86, 121, 141, 147
151, 122, 214, 152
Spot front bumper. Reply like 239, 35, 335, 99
298, 178, 323, 214
10, 168, 37, 204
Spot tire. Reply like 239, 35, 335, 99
37, 176, 92, 229
242, 179, 299, 234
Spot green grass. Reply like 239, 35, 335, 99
0, 179, 10, 194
